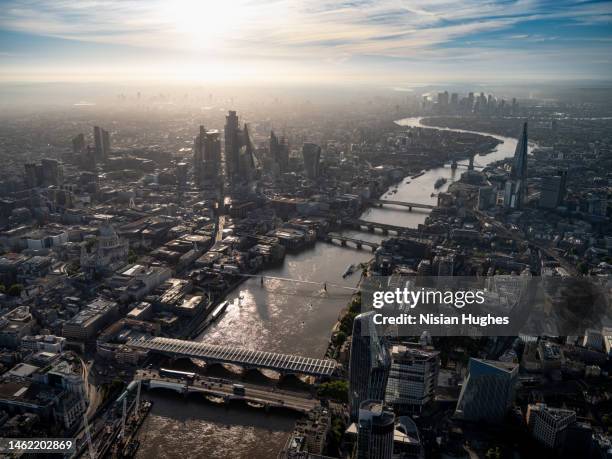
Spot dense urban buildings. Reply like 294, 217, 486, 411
0, 84, 611, 457
0, 3, 611, 454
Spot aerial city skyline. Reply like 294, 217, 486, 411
0, 1, 611, 459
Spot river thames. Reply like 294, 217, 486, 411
137, 117, 526, 459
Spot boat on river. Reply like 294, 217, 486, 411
434, 177, 447, 189
210, 300, 229, 322
342, 264, 355, 278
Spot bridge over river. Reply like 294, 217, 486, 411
365, 198, 435, 211
128, 336, 339, 378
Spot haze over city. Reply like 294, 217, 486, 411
0, 1, 611, 459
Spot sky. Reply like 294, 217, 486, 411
0, 0, 611, 85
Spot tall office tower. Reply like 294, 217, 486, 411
478, 92, 487, 112
279, 137, 289, 173
270, 130, 280, 170
242, 123, 252, 154
437, 91, 449, 111
176, 161, 188, 206
41, 158, 63, 186
349, 311, 391, 421
238, 145, 256, 182
24, 163, 39, 188
85, 145, 97, 172
505, 122, 529, 209
93, 126, 110, 161
93, 126, 103, 158
450, 92, 458, 107
539, 171, 567, 209
527, 403, 576, 449
455, 358, 518, 423
270, 130, 289, 174
356, 400, 395, 459
204, 130, 222, 164
72, 133, 85, 154
302, 142, 321, 180
193, 125, 205, 186
176, 162, 188, 190
467, 92, 475, 112
204, 129, 222, 182
385, 345, 439, 415
102, 129, 111, 157
224, 110, 241, 177
194, 126, 222, 186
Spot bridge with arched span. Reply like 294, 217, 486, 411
366, 198, 435, 211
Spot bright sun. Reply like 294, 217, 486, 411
161, 0, 250, 50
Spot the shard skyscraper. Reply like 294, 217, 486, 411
505, 121, 528, 209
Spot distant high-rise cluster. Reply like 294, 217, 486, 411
23, 158, 63, 188
428, 90, 519, 116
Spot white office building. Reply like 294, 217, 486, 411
385, 345, 439, 414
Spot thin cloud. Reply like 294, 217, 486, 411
0, 0, 610, 82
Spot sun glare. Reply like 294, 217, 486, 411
161, 0, 250, 51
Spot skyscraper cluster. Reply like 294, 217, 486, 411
224, 110, 255, 182
431, 90, 519, 116
24, 158, 63, 188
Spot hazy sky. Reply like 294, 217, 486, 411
0, 0, 611, 84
